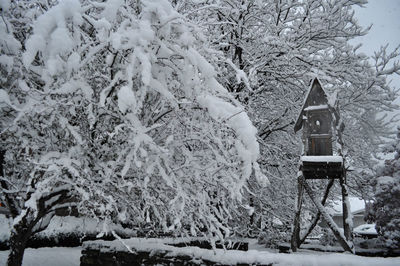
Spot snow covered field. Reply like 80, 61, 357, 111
0, 247, 81, 266
1, 242, 399, 266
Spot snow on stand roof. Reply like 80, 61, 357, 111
301, 156, 343, 163
303, 104, 329, 111
294, 77, 337, 133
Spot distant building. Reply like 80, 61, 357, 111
319, 197, 366, 228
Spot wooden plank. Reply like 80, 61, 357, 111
301, 161, 342, 179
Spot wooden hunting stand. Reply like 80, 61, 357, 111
290, 78, 354, 253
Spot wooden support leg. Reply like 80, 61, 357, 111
291, 173, 304, 252
340, 174, 354, 246
301, 175, 354, 253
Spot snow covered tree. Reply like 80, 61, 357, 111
372, 127, 400, 249
174, 0, 400, 239
0, 0, 267, 265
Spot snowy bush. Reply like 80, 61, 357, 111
319, 229, 337, 247
258, 230, 290, 249
1, 0, 266, 230
371, 127, 400, 249
354, 237, 385, 250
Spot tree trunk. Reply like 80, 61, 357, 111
7, 209, 38, 266
7, 229, 30, 266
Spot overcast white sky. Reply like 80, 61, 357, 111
352, 0, 400, 105
352, 1, 399, 157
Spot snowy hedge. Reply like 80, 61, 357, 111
81, 237, 400, 266
0, 215, 136, 250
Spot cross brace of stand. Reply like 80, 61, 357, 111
291, 172, 354, 253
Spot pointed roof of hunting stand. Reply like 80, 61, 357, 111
294, 78, 337, 133
294, 77, 342, 178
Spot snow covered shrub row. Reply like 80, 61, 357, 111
0, 215, 136, 250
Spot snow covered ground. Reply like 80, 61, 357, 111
1, 245, 399, 266
0, 217, 398, 265
0, 247, 81, 266
0, 236, 398, 266
0, 242, 399, 266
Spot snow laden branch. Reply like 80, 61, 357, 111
373, 44, 400, 77
1, 1, 269, 264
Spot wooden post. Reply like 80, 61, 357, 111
340, 171, 354, 247
333, 105, 354, 251
291, 173, 304, 251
